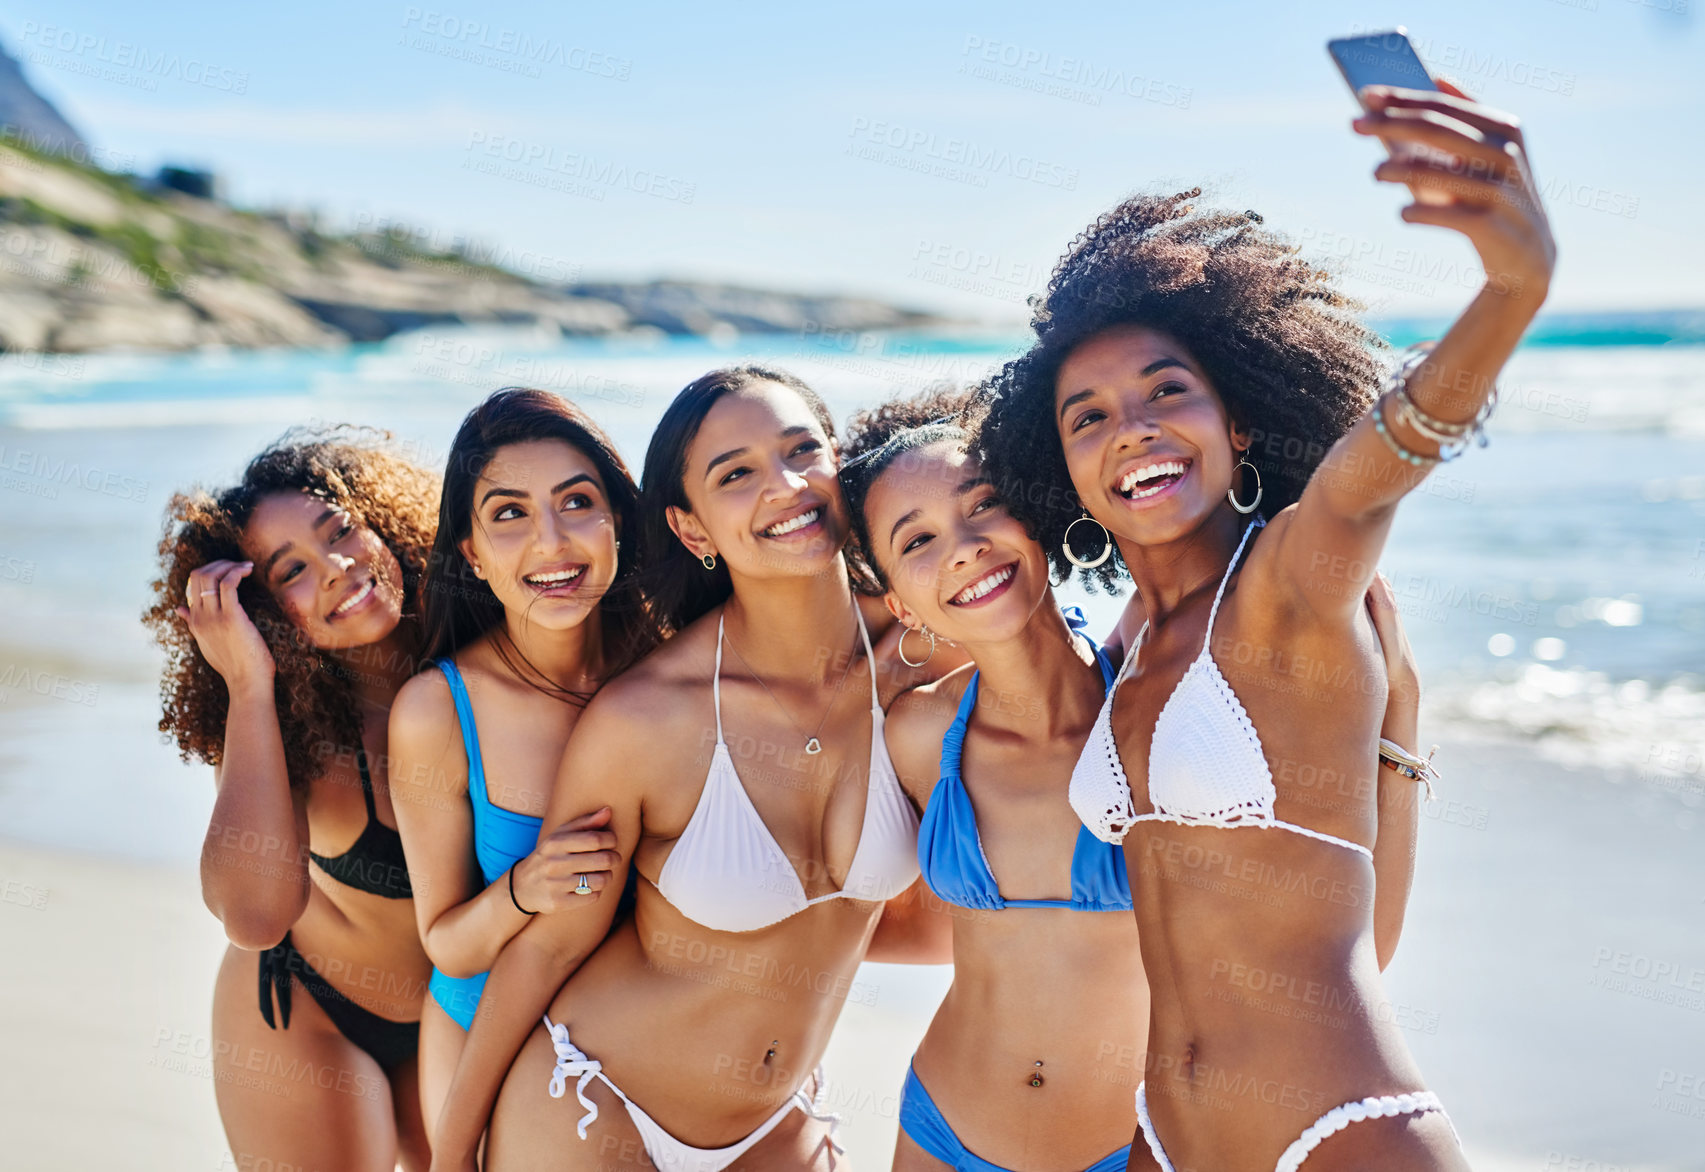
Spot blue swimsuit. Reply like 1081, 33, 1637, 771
426, 658, 545, 1031
899, 608, 1134, 1172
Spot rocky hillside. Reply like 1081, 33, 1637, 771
0, 43, 87, 157
0, 139, 948, 354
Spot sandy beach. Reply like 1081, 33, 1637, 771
4, 733, 1701, 1170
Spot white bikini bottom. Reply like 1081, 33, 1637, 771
1134, 1080, 1457, 1172
543, 1014, 844, 1172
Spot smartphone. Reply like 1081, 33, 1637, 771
1327, 28, 1453, 204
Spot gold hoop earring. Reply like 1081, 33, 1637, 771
1227, 458, 1263, 515
701, 553, 717, 570
898, 625, 936, 668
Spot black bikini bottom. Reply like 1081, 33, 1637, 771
258, 932, 419, 1071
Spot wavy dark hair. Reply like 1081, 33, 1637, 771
638, 364, 875, 634
143, 427, 439, 788
420, 388, 661, 702
975, 188, 1388, 591
839, 384, 980, 587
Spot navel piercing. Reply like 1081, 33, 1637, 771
1029, 1060, 1044, 1088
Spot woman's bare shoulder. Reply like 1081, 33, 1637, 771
388, 665, 458, 759
579, 616, 717, 744
885, 665, 974, 793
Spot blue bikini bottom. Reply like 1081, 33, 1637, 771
899, 1062, 1132, 1172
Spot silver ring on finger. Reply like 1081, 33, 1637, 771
574, 873, 592, 896
201, 590, 219, 597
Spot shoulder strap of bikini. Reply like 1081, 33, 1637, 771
853, 605, 879, 713
355, 745, 377, 817
712, 611, 726, 745
1114, 622, 1148, 687
1203, 515, 1266, 638
938, 671, 980, 786
435, 657, 487, 809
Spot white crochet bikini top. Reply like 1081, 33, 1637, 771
655, 608, 922, 933
1068, 516, 1373, 861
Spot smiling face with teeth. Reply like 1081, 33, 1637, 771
1054, 324, 1253, 549
460, 439, 620, 632
861, 439, 1049, 649
241, 489, 405, 651
667, 382, 850, 582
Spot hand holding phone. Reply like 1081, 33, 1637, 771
1328, 29, 1455, 205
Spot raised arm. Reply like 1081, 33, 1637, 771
428, 689, 643, 1171
180, 559, 311, 950
1273, 82, 1555, 625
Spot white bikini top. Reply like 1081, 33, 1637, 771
655, 607, 922, 933
1069, 516, 1373, 861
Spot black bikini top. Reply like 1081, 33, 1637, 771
309, 747, 414, 900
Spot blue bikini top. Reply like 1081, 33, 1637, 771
435, 658, 545, 883
918, 608, 1132, 913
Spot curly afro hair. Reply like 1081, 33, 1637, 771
839, 383, 980, 587
142, 426, 440, 789
975, 188, 1388, 592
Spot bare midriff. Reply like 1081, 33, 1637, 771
913, 906, 1149, 1170
1127, 820, 1425, 1169
284, 877, 431, 1024
515, 880, 884, 1148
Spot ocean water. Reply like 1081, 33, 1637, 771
0, 322, 1701, 860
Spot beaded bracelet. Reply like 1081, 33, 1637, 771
1378, 345, 1497, 464
1371, 393, 1441, 467
1392, 382, 1497, 462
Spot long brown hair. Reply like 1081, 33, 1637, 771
420, 387, 661, 700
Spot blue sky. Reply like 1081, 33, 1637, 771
8, 0, 1697, 320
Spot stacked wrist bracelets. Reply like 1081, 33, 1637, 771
1378, 737, 1440, 801
1370, 345, 1498, 466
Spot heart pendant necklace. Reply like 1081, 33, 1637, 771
723, 611, 860, 756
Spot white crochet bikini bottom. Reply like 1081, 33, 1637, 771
1134, 1081, 1458, 1172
